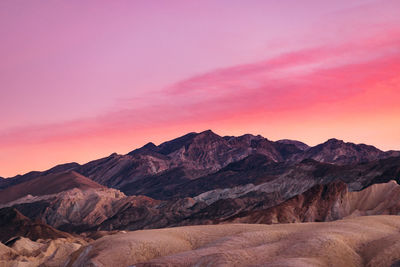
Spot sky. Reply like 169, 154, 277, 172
1, 0, 400, 177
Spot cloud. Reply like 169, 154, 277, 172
0, 30, 399, 149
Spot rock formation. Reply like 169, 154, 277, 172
0, 207, 72, 243
226, 180, 400, 224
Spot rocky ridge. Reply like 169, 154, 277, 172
3, 130, 397, 194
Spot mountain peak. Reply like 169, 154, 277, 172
127, 130, 221, 157
301, 138, 385, 165
325, 138, 344, 144
200, 129, 214, 134
143, 142, 157, 148
128, 142, 159, 156
195, 129, 221, 139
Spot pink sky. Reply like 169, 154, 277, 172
1, 0, 400, 177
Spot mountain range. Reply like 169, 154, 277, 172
1, 130, 400, 266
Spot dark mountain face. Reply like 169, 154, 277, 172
121, 154, 400, 201
126, 154, 286, 200
119, 153, 274, 199
225, 179, 400, 225
225, 181, 349, 224
119, 167, 192, 199
363, 156, 400, 186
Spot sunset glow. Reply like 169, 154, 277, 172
1, 0, 400, 177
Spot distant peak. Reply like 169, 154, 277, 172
128, 142, 159, 156
240, 133, 262, 139
195, 130, 222, 141
143, 142, 157, 148
198, 129, 217, 135
325, 138, 344, 144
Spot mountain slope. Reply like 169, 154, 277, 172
0, 162, 80, 190
121, 154, 400, 202
0, 171, 104, 205
119, 153, 279, 199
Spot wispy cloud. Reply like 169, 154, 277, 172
1, 30, 399, 149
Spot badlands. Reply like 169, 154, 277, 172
1, 215, 400, 266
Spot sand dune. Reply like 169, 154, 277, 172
68, 215, 400, 267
